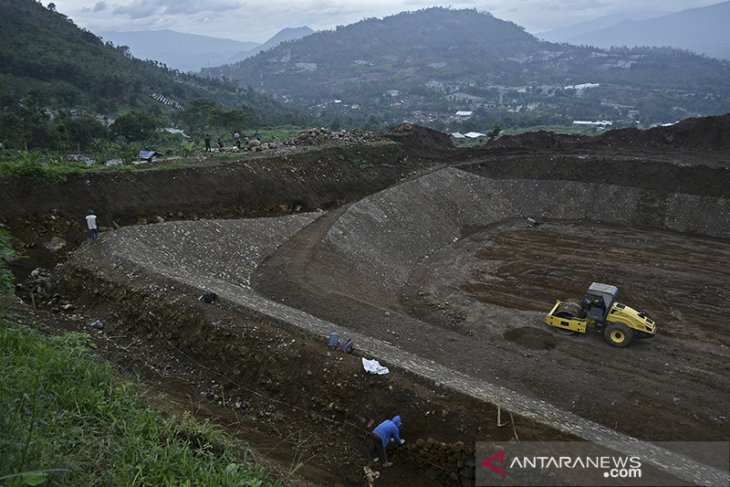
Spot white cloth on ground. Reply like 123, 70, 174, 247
362, 357, 389, 375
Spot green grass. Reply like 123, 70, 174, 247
0, 153, 137, 182
0, 321, 271, 486
451, 138, 491, 148
0, 230, 17, 294
0, 128, 401, 181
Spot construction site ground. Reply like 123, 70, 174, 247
1, 118, 729, 485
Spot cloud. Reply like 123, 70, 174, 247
537, 0, 609, 10
112, 0, 241, 19
59, 0, 721, 45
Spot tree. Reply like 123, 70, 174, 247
110, 111, 160, 141
176, 100, 251, 134
176, 99, 217, 134
0, 92, 50, 149
67, 116, 109, 149
209, 106, 250, 131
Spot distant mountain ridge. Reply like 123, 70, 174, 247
201, 7, 730, 127
559, 1, 730, 60
223, 27, 314, 66
101, 27, 314, 73
536, 10, 669, 43
100, 29, 259, 73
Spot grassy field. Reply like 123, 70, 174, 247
0, 126, 314, 182
0, 320, 272, 486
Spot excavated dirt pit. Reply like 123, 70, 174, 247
250, 162, 730, 447
403, 220, 730, 437
3, 120, 730, 485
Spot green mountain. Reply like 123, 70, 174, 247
0, 0, 305, 136
202, 8, 730, 128
222, 27, 315, 67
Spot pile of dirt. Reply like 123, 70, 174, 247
601, 113, 730, 150
404, 439, 475, 483
489, 130, 578, 150
488, 113, 730, 153
385, 123, 454, 150
283, 127, 379, 147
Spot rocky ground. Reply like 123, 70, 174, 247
2, 119, 729, 485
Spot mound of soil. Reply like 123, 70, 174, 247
489, 113, 730, 153
602, 113, 730, 150
385, 123, 454, 150
489, 130, 578, 150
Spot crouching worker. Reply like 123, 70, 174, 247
368, 415, 405, 467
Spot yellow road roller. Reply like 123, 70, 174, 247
545, 282, 656, 347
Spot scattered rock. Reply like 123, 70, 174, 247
89, 319, 104, 330
44, 236, 67, 253
66, 153, 96, 166
287, 127, 378, 147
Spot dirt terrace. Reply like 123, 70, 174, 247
3, 118, 730, 485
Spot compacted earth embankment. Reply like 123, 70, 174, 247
0, 141, 448, 278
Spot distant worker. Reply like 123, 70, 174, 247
234, 132, 241, 149
204, 134, 211, 152
217, 137, 224, 150
368, 415, 405, 467
85, 209, 98, 241
254, 129, 261, 141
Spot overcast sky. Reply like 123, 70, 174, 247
52, 0, 721, 43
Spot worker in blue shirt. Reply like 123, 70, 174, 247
368, 415, 405, 467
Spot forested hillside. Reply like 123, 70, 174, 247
0, 0, 307, 149
203, 8, 730, 129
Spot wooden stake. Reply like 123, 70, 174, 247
496, 395, 509, 427
510, 412, 519, 442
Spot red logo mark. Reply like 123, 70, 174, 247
482, 451, 507, 475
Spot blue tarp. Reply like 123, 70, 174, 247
138, 150, 159, 160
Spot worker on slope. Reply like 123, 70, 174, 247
368, 415, 405, 467
85, 209, 98, 241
